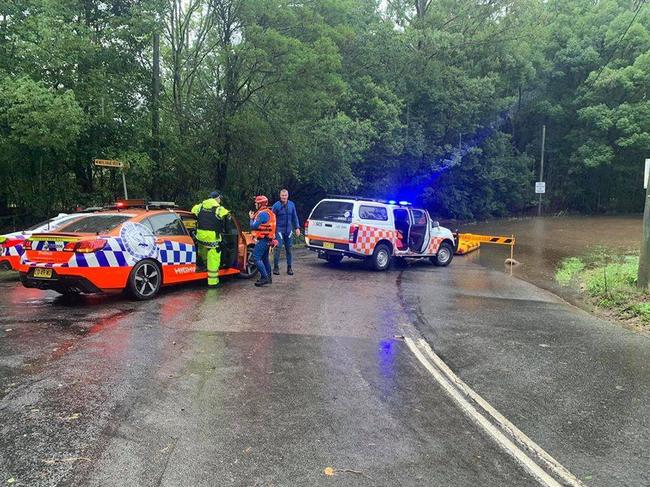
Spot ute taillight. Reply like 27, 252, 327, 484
304, 220, 309, 235
75, 240, 107, 253
349, 224, 359, 243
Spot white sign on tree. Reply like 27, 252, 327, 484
535, 182, 546, 194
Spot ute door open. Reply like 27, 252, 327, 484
408, 208, 429, 253
393, 208, 410, 251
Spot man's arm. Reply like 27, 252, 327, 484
291, 202, 300, 230
250, 211, 270, 230
271, 201, 280, 215
191, 204, 201, 216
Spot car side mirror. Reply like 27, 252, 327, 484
432, 221, 440, 228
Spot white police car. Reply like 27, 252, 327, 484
305, 196, 456, 270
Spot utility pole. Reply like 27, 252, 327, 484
151, 31, 161, 198
637, 159, 650, 289
537, 125, 546, 217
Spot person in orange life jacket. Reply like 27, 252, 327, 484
272, 189, 300, 276
249, 195, 277, 287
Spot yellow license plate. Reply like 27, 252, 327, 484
323, 242, 335, 249
33, 268, 53, 279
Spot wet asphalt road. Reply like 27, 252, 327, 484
0, 250, 648, 486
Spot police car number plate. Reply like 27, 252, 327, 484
33, 268, 52, 279
323, 242, 335, 249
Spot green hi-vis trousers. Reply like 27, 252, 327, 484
198, 243, 221, 286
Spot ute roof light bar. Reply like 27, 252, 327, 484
326, 195, 412, 206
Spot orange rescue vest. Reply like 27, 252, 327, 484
252, 208, 276, 239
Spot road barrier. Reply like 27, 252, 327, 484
455, 233, 517, 275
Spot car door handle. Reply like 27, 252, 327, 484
325, 224, 333, 227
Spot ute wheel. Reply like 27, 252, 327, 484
370, 243, 392, 271
431, 241, 454, 267
127, 259, 162, 300
325, 253, 343, 265
238, 246, 259, 279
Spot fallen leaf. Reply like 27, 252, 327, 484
323, 467, 335, 476
244, 447, 252, 454
7, 478, 16, 484
5, 329, 12, 332
159, 443, 172, 453
61, 413, 81, 421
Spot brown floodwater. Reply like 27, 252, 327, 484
451, 215, 643, 303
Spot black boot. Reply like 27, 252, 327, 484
287, 266, 294, 275
273, 266, 280, 275
255, 277, 271, 287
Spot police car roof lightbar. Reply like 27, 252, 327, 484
146, 201, 177, 209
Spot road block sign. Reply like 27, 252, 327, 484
535, 182, 546, 194
94, 159, 128, 169
457, 234, 515, 245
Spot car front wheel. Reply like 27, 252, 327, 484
128, 260, 162, 300
431, 241, 454, 267
238, 246, 259, 279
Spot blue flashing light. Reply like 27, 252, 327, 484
388, 200, 396, 205
398, 200, 410, 206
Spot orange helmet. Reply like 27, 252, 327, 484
254, 195, 268, 206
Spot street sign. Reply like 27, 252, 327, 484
535, 181, 546, 194
93, 159, 129, 199
644, 159, 650, 189
94, 159, 128, 169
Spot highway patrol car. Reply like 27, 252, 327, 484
305, 197, 456, 270
19, 200, 257, 300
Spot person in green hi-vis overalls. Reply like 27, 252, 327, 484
191, 191, 231, 287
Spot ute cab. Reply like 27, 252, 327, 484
0, 212, 91, 271
305, 197, 456, 270
19, 200, 257, 300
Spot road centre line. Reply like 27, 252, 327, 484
404, 336, 583, 487
415, 338, 585, 487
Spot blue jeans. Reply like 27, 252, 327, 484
253, 238, 271, 279
273, 232, 293, 268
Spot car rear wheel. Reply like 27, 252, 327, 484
371, 243, 391, 271
238, 246, 259, 279
431, 241, 454, 267
128, 260, 162, 300
325, 253, 343, 265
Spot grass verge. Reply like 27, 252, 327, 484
555, 250, 650, 325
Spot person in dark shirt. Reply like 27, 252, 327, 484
271, 189, 300, 275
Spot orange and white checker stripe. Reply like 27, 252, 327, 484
426, 236, 444, 255
350, 225, 397, 255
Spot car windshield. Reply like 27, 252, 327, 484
57, 215, 131, 234
311, 201, 354, 223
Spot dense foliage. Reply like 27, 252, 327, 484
0, 0, 648, 227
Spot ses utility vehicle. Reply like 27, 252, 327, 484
305, 197, 456, 271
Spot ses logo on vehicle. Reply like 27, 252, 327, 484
120, 222, 157, 260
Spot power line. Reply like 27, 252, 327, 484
587, 0, 647, 87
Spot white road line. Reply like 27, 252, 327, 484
404, 336, 568, 487
416, 338, 586, 487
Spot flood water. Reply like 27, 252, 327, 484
452, 215, 642, 302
